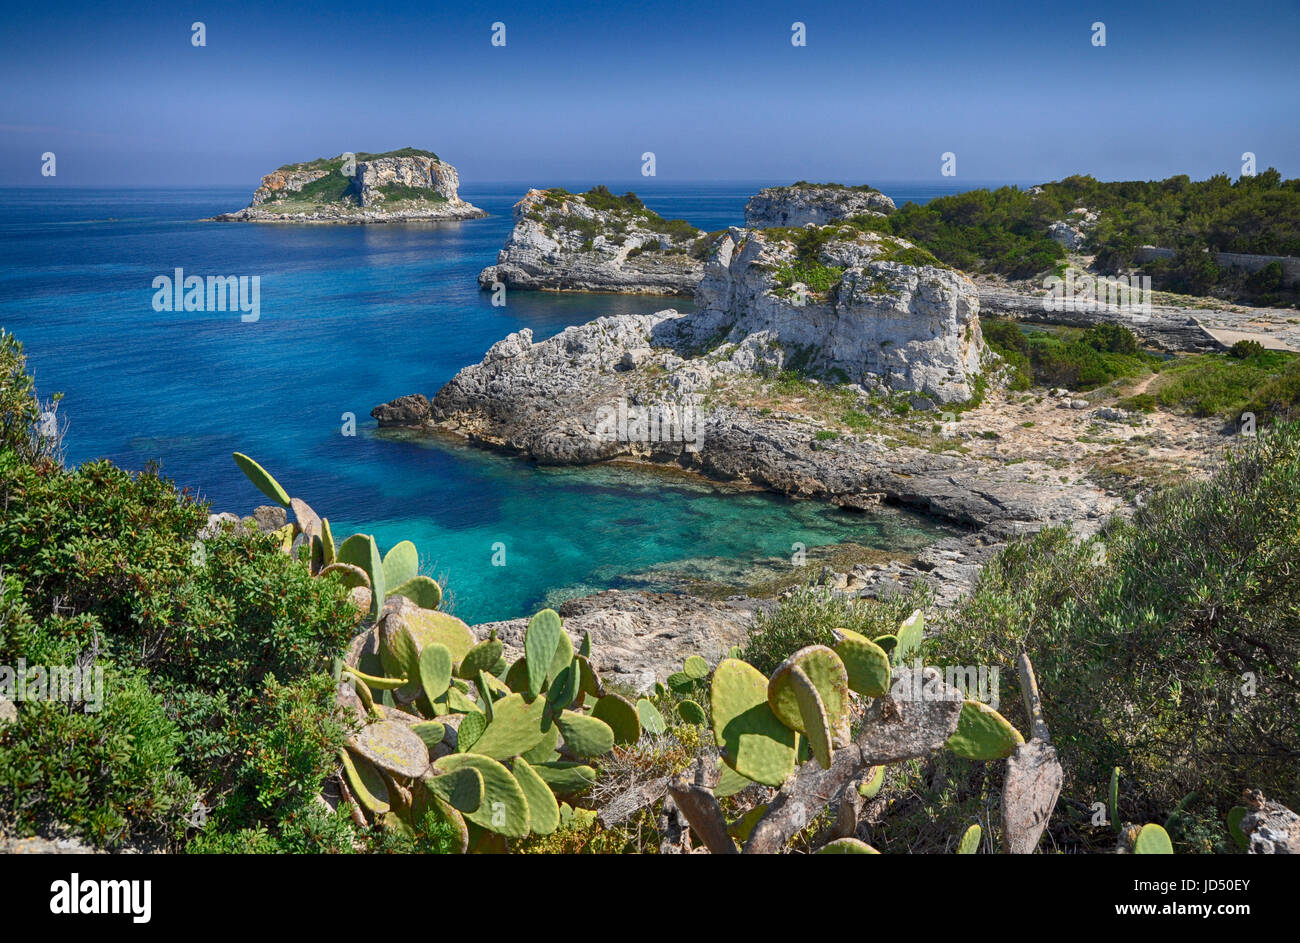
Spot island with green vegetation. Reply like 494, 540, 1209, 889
210, 148, 486, 223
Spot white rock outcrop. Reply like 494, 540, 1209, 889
673, 226, 983, 402
477, 187, 704, 295
744, 183, 896, 227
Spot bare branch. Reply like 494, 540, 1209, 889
667, 762, 738, 855
745, 667, 964, 854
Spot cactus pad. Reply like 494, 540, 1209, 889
432, 753, 531, 838
834, 629, 893, 698
636, 698, 666, 736
423, 765, 484, 813
529, 761, 598, 796
458, 636, 505, 681
945, 700, 1025, 760
381, 540, 420, 591
858, 765, 885, 798
710, 658, 797, 787
340, 749, 390, 814
554, 710, 615, 757
817, 838, 880, 854
1133, 823, 1173, 854
456, 710, 488, 753
510, 757, 560, 835
592, 694, 641, 744
466, 693, 547, 760
524, 608, 563, 697
683, 655, 710, 679
231, 452, 291, 507
894, 608, 925, 663
768, 646, 851, 747
676, 699, 707, 726
389, 575, 442, 610
349, 720, 430, 779
957, 823, 982, 854
788, 665, 834, 768
418, 643, 453, 703
410, 720, 447, 751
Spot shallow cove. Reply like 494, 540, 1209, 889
0, 182, 971, 624
349, 430, 959, 620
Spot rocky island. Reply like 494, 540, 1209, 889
744, 182, 897, 227
209, 148, 486, 223
477, 186, 706, 295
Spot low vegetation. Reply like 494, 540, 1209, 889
1, 325, 1292, 854
982, 319, 1156, 391
884, 171, 1300, 304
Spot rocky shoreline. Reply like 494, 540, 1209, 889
367, 178, 1246, 670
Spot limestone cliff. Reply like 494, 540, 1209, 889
744, 183, 896, 227
477, 186, 705, 295
367, 220, 1069, 536
211, 148, 486, 223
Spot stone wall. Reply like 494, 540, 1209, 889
1135, 246, 1300, 283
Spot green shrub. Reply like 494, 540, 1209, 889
1229, 339, 1267, 359
0, 336, 359, 850
936, 423, 1300, 820
743, 583, 930, 675
1153, 348, 1295, 419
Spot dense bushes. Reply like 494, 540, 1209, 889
884, 171, 1300, 304
1144, 347, 1298, 420
0, 334, 358, 850
982, 319, 1154, 391
742, 582, 929, 675
888, 187, 1065, 279
936, 423, 1300, 826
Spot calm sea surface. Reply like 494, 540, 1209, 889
0, 181, 1000, 621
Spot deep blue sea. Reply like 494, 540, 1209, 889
0, 181, 988, 622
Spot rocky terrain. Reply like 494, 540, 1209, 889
478, 187, 705, 294
210, 149, 486, 223
744, 182, 896, 227
376, 219, 1149, 538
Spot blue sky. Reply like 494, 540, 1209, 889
2, 0, 1297, 187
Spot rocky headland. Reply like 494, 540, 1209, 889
209, 148, 486, 223
744, 182, 897, 227
376, 219, 1157, 582
477, 186, 705, 295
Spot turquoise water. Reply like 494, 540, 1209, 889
0, 182, 971, 622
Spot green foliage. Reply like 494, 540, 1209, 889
878, 171, 1300, 303
772, 262, 845, 295
1152, 348, 1296, 419
887, 186, 1065, 279
0, 331, 54, 462
742, 582, 931, 675
936, 423, 1300, 818
0, 447, 356, 849
982, 319, 1155, 391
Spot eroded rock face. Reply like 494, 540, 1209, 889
744, 184, 896, 227
212, 151, 486, 223
477, 188, 704, 295
685, 227, 984, 403
373, 219, 1126, 534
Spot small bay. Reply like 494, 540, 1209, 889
0, 182, 978, 621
